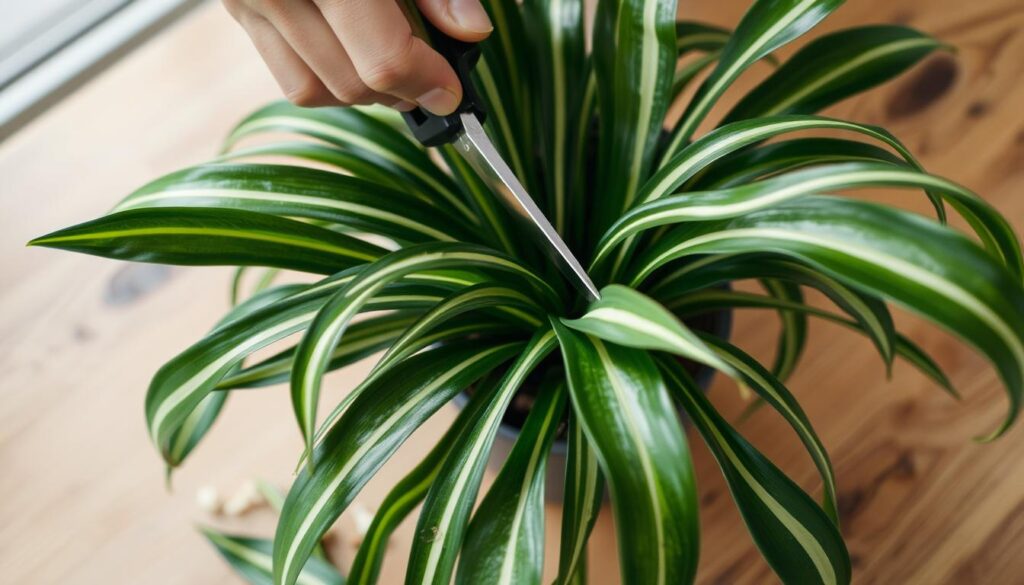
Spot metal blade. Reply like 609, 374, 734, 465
454, 112, 601, 302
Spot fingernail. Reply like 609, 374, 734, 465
416, 88, 459, 116
450, 0, 493, 34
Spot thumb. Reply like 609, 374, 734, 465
414, 0, 494, 41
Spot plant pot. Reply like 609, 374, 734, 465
459, 305, 732, 502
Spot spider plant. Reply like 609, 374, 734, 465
30, 0, 1024, 584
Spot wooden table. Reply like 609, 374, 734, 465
2, 1, 1022, 583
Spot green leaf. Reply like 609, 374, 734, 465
231, 267, 284, 306
555, 413, 604, 585
524, 0, 586, 235
30, 207, 385, 275
214, 140, 412, 192
671, 51, 721, 100
273, 341, 522, 585
644, 116, 930, 207
662, 0, 845, 161
304, 319, 516, 463
347, 382, 495, 585
597, 163, 1021, 281
166, 391, 227, 474
474, 2, 537, 194
112, 164, 475, 243
405, 329, 558, 585
223, 101, 474, 223
144, 268, 475, 461
201, 528, 343, 585
553, 321, 699, 585
666, 288, 957, 397
762, 279, 808, 381
456, 375, 567, 585
563, 284, 735, 376
370, 284, 541, 383
633, 196, 1024, 439
438, 144, 518, 255
675, 21, 731, 54
725, 25, 945, 121
168, 284, 306, 470
690, 137, 906, 189
702, 336, 838, 524
216, 312, 421, 390
593, 0, 679, 226
601, 116, 940, 280
658, 358, 851, 585
291, 244, 556, 456
654, 255, 897, 370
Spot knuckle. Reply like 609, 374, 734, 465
285, 79, 328, 107
360, 36, 418, 93
333, 82, 374, 105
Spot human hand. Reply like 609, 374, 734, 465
222, 0, 493, 114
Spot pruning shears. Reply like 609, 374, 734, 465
400, 16, 601, 302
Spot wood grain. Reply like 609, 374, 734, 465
1, 1, 1022, 583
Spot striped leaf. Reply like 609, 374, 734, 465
214, 140, 410, 192
563, 284, 735, 376
405, 329, 558, 585
675, 21, 731, 54
659, 358, 851, 585
163, 281, 305, 472
231, 267, 284, 306
690, 137, 906, 189
456, 376, 567, 585
273, 341, 522, 585
762, 279, 808, 381
216, 312, 420, 390
223, 101, 474, 222
370, 284, 542, 382
304, 320, 516, 463
555, 413, 604, 585
143, 269, 473, 461
166, 392, 227, 475
701, 336, 838, 523
662, 0, 845, 162
667, 288, 957, 397
291, 244, 557, 455
438, 144, 518, 255
201, 528, 343, 585
347, 381, 496, 585
596, 163, 1021, 280
725, 25, 945, 121
644, 116, 930, 207
474, 1, 537, 194
601, 116, 940, 280
632, 196, 1024, 438
29, 207, 386, 275
593, 0, 679, 227
112, 164, 474, 243
654, 255, 897, 369
553, 321, 699, 585
524, 0, 586, 235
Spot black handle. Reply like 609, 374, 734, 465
401, 18, 486, 147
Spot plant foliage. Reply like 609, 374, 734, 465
31, 1, 1023, 583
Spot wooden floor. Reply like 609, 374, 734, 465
2, 1, 1022, 583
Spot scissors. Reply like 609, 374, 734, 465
400, 18, 601, 303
